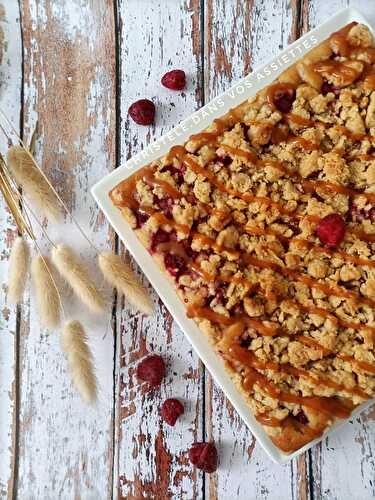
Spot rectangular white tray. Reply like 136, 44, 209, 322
92, 7, 375, 464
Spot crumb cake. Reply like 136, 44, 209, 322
111, 23, 375, 453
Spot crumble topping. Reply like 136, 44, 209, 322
110, 22, 375, 453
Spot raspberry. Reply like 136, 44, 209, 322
321, 81, 340, 96
136, 355, 166, 387
164, 253, 187, 278
295, 410, 309, 425
273, 88, 295, 113
156, 196, 174, 219
150, 228, 172, 253
135, 211, 150, 228
161, 70, 186, 90
128, 99, 155, 125
188, 442, 218, 473
162, 164, 186, 184
316, 213, 346, 248
217, 155, 232, 166
348, 203, 366, 222
160, 398, 184, 426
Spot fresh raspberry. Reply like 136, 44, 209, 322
295, 410, 309, 425
136, 355, 166, 387
321, 81, 340, 96
180, 237, 198, 260
188, 442, 218, 473
135, 211, 150, 228
128, 99, 155, 125
215, 287, 225, 304
217, 155, 232, 166
273, 88, 295, 113
164, 253, 187, 278
150, 228, 172, 253
349, 203, 375, 222
348, 203, 366, 222
316, 213, 346, 248
161, 70, 186, 90
160, 398, 184, 426
156, 196, 174, 219
162, 164, 186, 184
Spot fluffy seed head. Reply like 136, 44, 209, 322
61, 320, 97, 404
98, 251, 153, 315
7, 146, 63, 223
51, 244, 106, 314
8, 236, 30, 304
31, 255, 61, 329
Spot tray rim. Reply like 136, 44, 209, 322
92, 6, 375, 464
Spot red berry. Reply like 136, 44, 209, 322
188, 442, 218, 473
160, 398, 184, 426
321, 81, 340, 96
295, 410, 309, 425
150, 228, 172, 253
128, 99, 155, 125
161, 70, 186, 91
137, 355, 166, 386
316, 213, 346, 248
273, 88, 295, 113
164, 253, 187, 278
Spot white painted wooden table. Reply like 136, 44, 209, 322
0, 1, 374, 499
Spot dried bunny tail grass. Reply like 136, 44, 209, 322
98, 252, 154, 316
7, 146, 63, 223
51, 244, 106, 313
31, 255, 61, 329
8, 237, 30, 304
61, 320, 97, 404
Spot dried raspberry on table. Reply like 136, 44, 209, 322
161, 69, 186, 90
136, 355, 166, 386
128, 99, 155, 125
160, 398, 184, 426
188, 442, 218, 473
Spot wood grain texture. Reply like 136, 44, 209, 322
0, 3, 22, 498
0, 1, 374, 498
301, 2, 375, 500
204, 2, 312, 499
116, 1, 203, 499
15, 0, 116, 497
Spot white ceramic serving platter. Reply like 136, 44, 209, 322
92, 7, 375, 464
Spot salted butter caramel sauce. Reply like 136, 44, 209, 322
110, 22, 375, 443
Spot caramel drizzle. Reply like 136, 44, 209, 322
188, 303, 375, 377
244, 224, 375, 269
218, 322, 368, 403
220, 142, 375, 205
183, 155, 295, 215
111, 22, 375, 398
191, 261, 375, 337
113, 172, 375, 329
125, 187, 375, 333
226, 343, 357, 418
338, 354, 375, 375
243, 252, 375, 311
255, 412, 284, 427
142, 205, 375, 311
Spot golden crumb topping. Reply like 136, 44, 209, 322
110, 22, 375, 453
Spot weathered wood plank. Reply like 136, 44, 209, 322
0, 4, 22, 498
15, 1, 116, 497
116, 1, 203, 498
301, 1, 375, 499
204, 1, 311, 499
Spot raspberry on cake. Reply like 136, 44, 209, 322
110, 22, 375, 453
